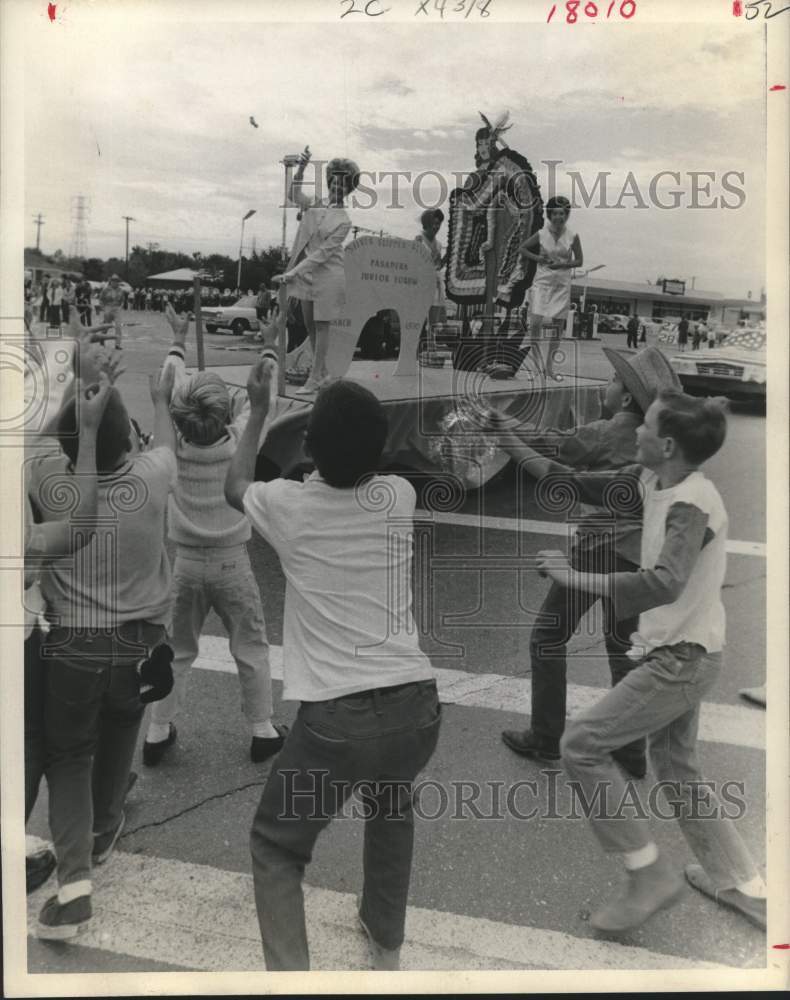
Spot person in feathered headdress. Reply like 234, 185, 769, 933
473, 110, 513, 170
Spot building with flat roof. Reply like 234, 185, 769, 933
571, 276, 764, 327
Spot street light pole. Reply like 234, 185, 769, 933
237, 209, 256, 290
122, 215, 135, 280
578, 263, 606, 312
281, 154, 301, 257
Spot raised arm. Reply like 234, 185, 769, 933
161, 303, 191, 391
225, 357, 275, 512
287, 146, 314, 210
27, 376, 112, 559
149, 363, 177, 453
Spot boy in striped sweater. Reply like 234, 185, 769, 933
142, 306, 286, 766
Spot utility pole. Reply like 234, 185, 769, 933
122, 215, 135, 279
32, 213, 45, 251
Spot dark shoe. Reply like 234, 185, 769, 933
142, 722, 177, 766
250, 724, 289, 764
611, 749, 647, 780
92, 811, 125, 865
684, 864, 766, 931
26, 848, 56, 894
357, 895, 401, 971
37, 892, 92, 940
501, 728, 561, 762
738, 684, 766, 709
590, 855, 685, 932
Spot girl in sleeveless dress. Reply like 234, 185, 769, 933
519, 196, 583, 381
275, 147, 360, 395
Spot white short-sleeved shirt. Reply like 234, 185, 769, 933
243, 473, 434, 702
630, 469, 727, 657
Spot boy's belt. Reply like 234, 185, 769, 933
313, 678, 436, 706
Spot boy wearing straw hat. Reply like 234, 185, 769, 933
501, 345, 681, 780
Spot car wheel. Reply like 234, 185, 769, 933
231, 319, 249, 336
205, 324, 217, 334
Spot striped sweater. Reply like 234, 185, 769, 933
164, 345, 275, 549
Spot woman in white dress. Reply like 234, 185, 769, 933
519, 196, 583, 380
274, 147, 360, 395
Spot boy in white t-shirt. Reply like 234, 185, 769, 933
488, 390, 766, 934
225, 362, 440, 971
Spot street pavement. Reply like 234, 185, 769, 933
23, 312, 769, 975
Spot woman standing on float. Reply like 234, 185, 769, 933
519, 195, 583, 381
274, 147, 360, 395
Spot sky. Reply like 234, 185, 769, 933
23, 8, 767, 298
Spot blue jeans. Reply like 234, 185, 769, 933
530, 542, 644, 765
150, 545, 272, 728
25, 629, 46, 822
250, 679, 441, 970
43, 621, 166, 888
561, 642, 758, 888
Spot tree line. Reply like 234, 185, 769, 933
30, 244, 288, 290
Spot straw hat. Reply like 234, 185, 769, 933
601, 344, 682, 415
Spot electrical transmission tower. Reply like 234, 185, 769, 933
70, 195, 91, 258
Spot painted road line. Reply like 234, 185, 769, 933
26, 852, 730, 972
194, 638, 765, 752
418, 511, 767, 559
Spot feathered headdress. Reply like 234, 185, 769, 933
476, 110, 512, 147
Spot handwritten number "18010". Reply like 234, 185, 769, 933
547, 0, 636, 22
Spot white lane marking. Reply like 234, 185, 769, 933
26, 852, 730, 972
418, 511, 766, 559
195, 638, 765, 752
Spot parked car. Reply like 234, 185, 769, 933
668, 327, 766, 401
201, 294, 260, 335
597, 313, 630, 333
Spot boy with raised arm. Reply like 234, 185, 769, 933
141, 306, 284, 766
225, 362, 440, 972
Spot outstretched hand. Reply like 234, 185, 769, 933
76, 373, 114, 433
247, 357, 276, 410
165, 303, 190, 341
149, 361, 176, 407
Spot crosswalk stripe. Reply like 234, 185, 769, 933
26, 852, 730, 971
418, 511, 767, 559
194, 637, 765, 752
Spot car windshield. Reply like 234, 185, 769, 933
234, 296, 257, 308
